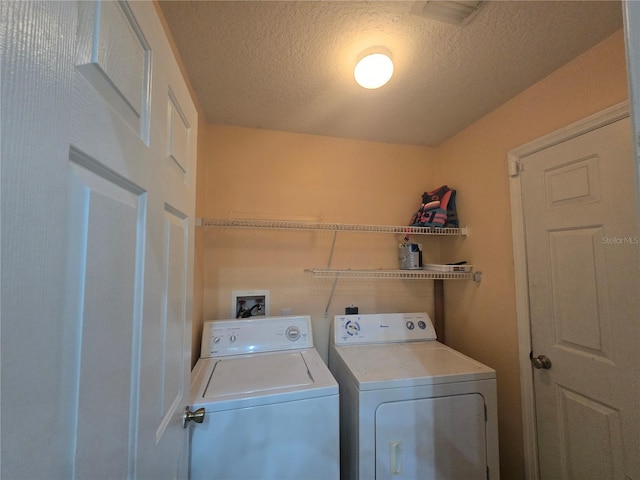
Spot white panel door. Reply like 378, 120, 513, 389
1, 1, 198, 478
521, 117, 640, 479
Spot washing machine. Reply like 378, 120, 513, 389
189, 315, 340, 480
329, 312, 499, 480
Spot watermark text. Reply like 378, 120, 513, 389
602, 236, 639, 245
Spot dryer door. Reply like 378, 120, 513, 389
375, 394, 488, 480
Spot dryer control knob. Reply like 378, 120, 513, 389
345, 321, 360, 336
406, 321, 415, 330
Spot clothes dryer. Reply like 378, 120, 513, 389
190, 315, 339, 480
329, 312, 499, 480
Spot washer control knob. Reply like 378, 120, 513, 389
406, 321, 415, 330
213, 336, 221, 344
286, 326, 300, 341
229, 334, 236, 343
418, 321, 426, 329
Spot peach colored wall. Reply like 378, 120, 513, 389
437, 29, 629, 479
196, 128, 444, 360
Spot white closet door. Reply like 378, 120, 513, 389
1, 1, 198, 478
521, 117, 639, 479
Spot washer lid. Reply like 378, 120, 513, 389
335, 341, 495, 391
205, 352, 312, 398
191, 349, 338, 411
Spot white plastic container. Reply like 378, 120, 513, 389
398, 243, 423, 270
423, 263, 472, 273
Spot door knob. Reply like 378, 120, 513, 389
532, 354, 552, 369
183, 407, 205, 428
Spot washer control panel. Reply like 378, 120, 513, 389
201, 315, 313, 358
333, 312, 436, 345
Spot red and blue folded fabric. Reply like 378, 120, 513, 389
409, 185, 459, 228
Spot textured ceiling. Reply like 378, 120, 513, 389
159, 1, 623, 146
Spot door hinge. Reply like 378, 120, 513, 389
509, 159, 523, 177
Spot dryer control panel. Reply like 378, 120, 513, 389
201, 315, 313, 358
333, 312, 437, 345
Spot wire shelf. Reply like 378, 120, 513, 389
305, 268, 473, 280
197, 218, 467, 236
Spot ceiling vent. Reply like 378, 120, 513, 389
410, 1, 485, 26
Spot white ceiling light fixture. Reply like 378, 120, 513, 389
354, 50, 394, 89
